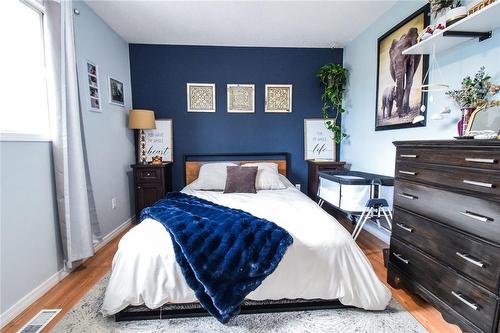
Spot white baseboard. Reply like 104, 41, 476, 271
362, 220, 391, 244
0, 216, 133, 329
94, 216, 134, 252
0, 270, 69, 328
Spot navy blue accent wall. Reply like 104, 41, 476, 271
129, 44, 343, 192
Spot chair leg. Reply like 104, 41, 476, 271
353, 207, 368, 237
381, 208, 392, 230
353, 207, 373, 240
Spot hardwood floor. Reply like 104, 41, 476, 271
1, 216, 462, 333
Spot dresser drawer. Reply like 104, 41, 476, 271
396, 163, 500, 198
397, 148, 500, 171
393, 208, 500, 293
390, 238, 499, 333
135, 168, 163, 183
394, 180, 500, 244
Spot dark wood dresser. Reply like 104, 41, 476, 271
132, 163, 172, 218
388, 140, 500, 333
307, 160, 345, 199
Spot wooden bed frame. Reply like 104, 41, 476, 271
184, 152, 290, 185
116, 152, 348, 322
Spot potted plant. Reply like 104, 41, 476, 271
428, 0, 466, 27
317, 63, 348, 144
446, 66, 492, 136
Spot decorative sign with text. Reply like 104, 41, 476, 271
304, 118, 336, 160
144, 119, 173, 162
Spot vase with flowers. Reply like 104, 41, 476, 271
446, 67, 492, 136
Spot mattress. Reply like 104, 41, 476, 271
101, 175, 391, 316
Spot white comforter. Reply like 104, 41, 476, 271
101, 177, 391, 316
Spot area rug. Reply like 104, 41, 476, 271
52, 273, 427, 333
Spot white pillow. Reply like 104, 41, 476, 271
241, 162, 286, 190
190, 162, 237, 190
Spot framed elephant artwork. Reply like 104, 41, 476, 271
375, 4, 429, 131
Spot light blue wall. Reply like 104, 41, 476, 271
0, 142, 63, 313
341, 1, 500, 176
0, 1, 134, 319
73, 1, 135, 236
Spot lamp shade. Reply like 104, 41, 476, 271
128, 109, 156, 129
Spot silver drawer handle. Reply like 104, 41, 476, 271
459, 211, 491, 223
456, 252, 485, 268
463, 179, 494, 188
398, 193, 417, 200
451, 291, 479, 311
399, 170, 417, 175
465, 157, 496, 164
146, 173, 151, 176
393, 253, 409, 264
396, 223, 414, 233
400, 154, 418, 158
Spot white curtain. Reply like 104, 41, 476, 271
45, 0, 101, 269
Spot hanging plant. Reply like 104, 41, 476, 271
317, 63, 348, 143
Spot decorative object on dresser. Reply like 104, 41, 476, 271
316, 63, 348, 143
466, 100, 500, 139
227, 84, 255, 113
375, 4, 429, 131
108, 76, 125, 106
446, 66, 494, 137
144, 118, 173, 162
388, 140, 500, 333
128, 109, 156, 164
306, 160, 345, 200
131, 163, 172, 218
265, 84, 292, 113
304, 119, 336, 161
187, 83, 216, 112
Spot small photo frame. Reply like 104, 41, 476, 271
265, 84, 292, 113
86, 61, 101, 113
187, 83, 216, 112
304, 118, 336, 161
108, 76, 125, 106
227, 84, 255, 113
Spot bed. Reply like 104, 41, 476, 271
101, 153, 391, 321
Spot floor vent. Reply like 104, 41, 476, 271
17, 309, 61, 333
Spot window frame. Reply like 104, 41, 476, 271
1, 0, 51, 142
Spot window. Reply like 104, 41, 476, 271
0, 0, 50, 140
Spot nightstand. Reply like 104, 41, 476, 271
307, 160, 345, 200
131, 163, 172, 218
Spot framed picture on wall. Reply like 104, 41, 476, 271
265, 84, 292, 113
108, 76, 125, 106
86, 61, 101, 113
143, 119, 173, 162
187, 83, 216, 112
375, 4, 429, 131
227, 84, 255, 113
304, 118, 336, 161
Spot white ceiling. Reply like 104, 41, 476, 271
85, 0, 397, 48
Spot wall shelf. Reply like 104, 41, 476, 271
403, 1, 499, 55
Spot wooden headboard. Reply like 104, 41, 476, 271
184, 153, 290, 186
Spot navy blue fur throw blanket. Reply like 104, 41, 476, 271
140, 192, 293, 323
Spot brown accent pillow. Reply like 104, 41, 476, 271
224, 166, 258, 194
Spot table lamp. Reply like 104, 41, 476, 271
128, 109, 156, 164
